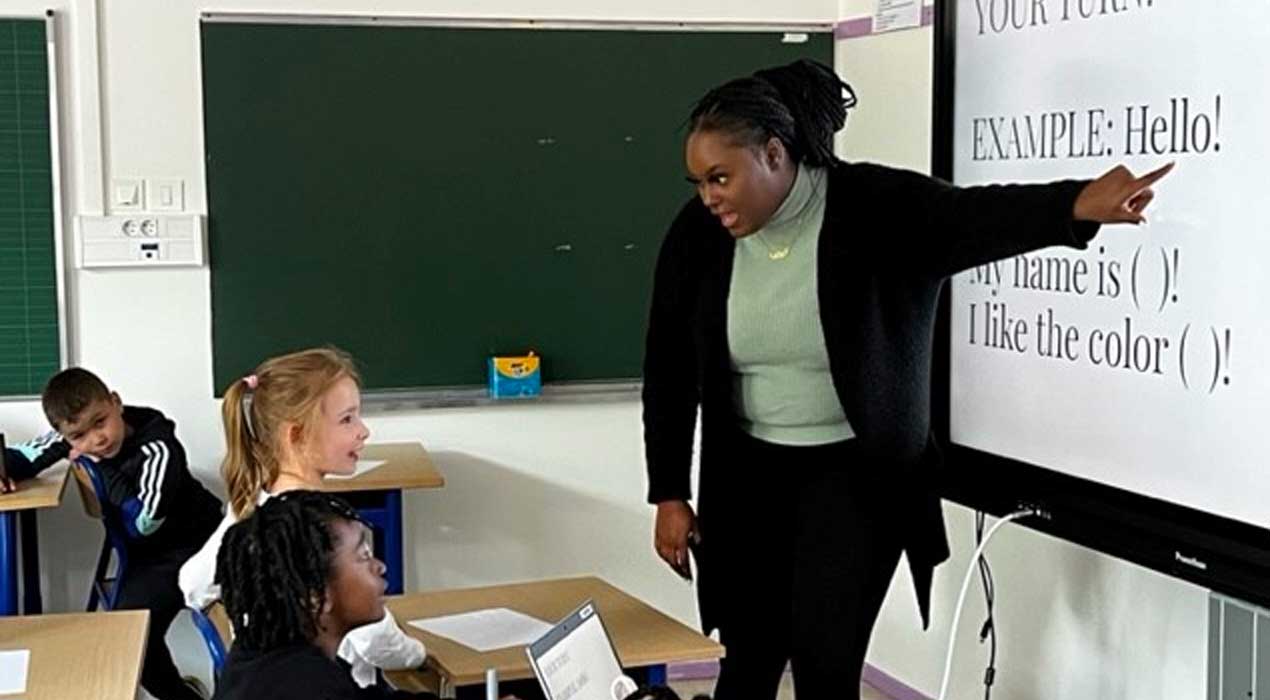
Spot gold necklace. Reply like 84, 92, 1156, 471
752, 168, 822, 261
754, 233, 792, 260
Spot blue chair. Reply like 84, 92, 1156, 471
72, 458, 232, 682
70, 458, 129, 611
189, 603, 230, 677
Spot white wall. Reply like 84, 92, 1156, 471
0, 0, 1211, 698
0, 0, 834, 674
836, 3, 1209, 700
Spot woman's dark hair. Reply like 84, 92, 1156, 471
687, 59, 856, 167
215, 490, 366, 651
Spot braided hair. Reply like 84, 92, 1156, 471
687, 59, 856, 167
215, 490, 366, 651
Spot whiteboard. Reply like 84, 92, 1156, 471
948, 1, 1269, 529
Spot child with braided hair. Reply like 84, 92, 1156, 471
212, 490, 434, 700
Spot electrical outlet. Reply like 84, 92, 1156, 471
76, 214, 205, 268
138, 241, 161, 261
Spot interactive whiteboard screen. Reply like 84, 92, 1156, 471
948, 1, 1269, 529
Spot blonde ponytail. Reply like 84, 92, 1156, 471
221, 376, 276, 518
219, 347, 360, 518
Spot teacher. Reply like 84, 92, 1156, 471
641, 59, 1170, 700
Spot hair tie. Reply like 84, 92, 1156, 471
240, 375, 258, 439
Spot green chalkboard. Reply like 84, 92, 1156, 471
202, 20, 832, 392
0, 18, 59, 397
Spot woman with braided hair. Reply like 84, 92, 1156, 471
642, 59, 1172, 698
212, 490, 433, 700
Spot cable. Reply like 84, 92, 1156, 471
975, 511, 997, 700
935, 509, 1034, 700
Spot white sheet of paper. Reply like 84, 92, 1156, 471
0, 650, 30, 695
324, 459, 386, 481
873, 0, 922, 33
409, 608, 553, 653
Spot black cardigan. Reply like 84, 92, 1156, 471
642, 159, 1097, 627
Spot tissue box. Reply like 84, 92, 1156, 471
487, 353, 541, 399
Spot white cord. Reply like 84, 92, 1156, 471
935, 509, 1034, 700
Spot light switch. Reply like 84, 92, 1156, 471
112, 178, 144, 212
147, 178, 184, 212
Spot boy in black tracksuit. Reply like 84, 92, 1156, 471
3, 368, 222, 700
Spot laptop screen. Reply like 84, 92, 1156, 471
527, 600, 636, 700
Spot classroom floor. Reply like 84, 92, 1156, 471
669, 674, 894, 700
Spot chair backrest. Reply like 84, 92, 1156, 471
71, 461, 103, 519
208, 601, 233, 648
190, 601, 233, 677
73, 459, 128, 546
74, 457, 132, 612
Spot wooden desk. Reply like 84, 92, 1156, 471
0, 465, 68, 512
0, 465, 70, 616
323, 442, 445, 493
0, 610, 149, 699
322, 442, 444, 594
385, 576, 723, 697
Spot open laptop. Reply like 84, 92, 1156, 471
526, 600, 638, 700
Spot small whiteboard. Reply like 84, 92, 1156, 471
526, 601, 636, 700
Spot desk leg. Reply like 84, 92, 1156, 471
0, 512, 16, 616
19, 510, 41, 614
384, 489, 403, 595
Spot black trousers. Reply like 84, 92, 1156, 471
697, 432, 902, 700
115, 550, 204, 700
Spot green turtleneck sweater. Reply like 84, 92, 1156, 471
727, 164, 855, 446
